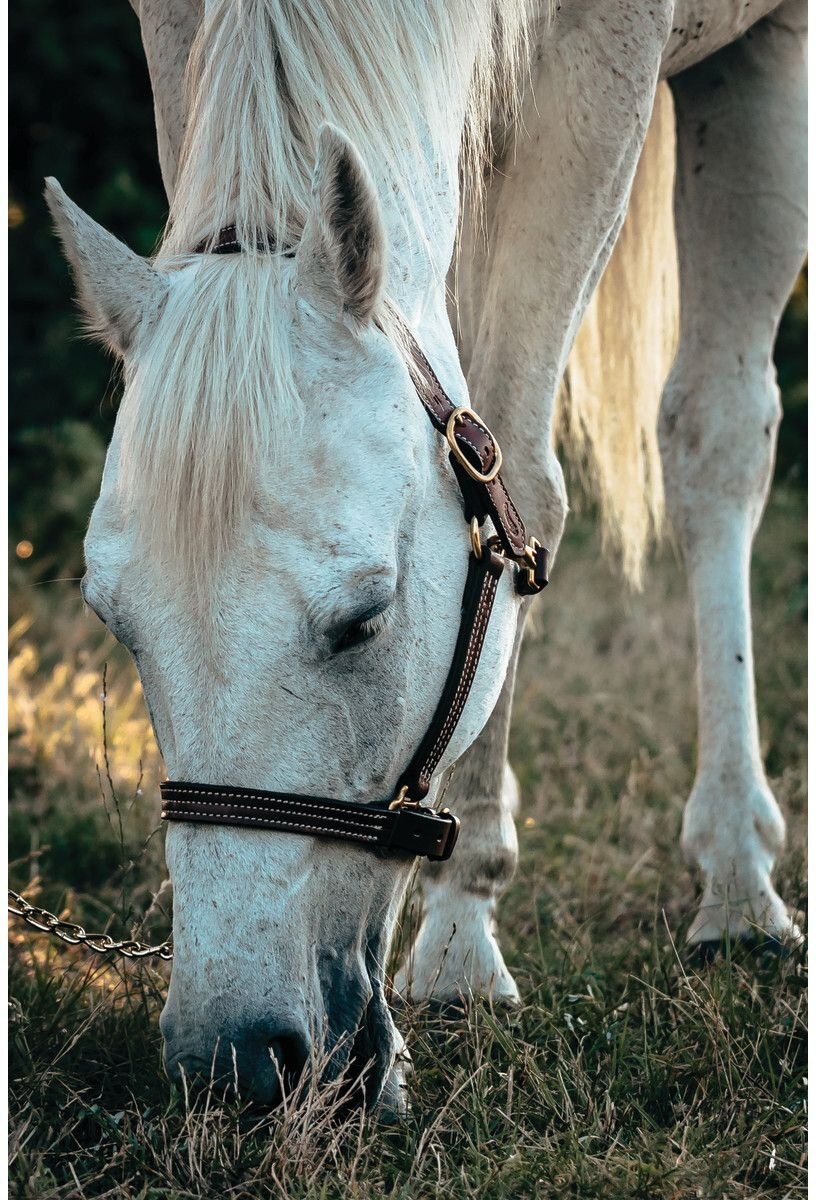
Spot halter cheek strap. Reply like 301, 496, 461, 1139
161, 244, 549, 861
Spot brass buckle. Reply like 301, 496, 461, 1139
445, 407, 503, 484
523, 537, 545, 591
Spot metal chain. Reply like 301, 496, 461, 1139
7, 890, 173, 960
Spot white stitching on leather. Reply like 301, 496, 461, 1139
163, 797, 385, 832
422, 570, 499, 780
164, 808, 381, 841
162, 787, 385, 825
493, 473, 524, 542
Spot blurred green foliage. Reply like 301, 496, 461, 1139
9, 5, 807, 579
9, 2, 166, 577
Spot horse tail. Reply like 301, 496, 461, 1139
558, 81, 679, 589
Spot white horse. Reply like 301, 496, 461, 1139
46, 0, 805, 1111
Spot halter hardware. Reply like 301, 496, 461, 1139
389, 785, 417, 810
160, 234, 550, 862
446, 406, 504, 483
523, 537, 547, 593
469, 516, 483, 559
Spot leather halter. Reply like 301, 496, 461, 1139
161, 233, 549, 862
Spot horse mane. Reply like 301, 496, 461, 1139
159, 0, 534, 260
118, 0, 536, 587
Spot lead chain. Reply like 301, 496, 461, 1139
7, 890, 173, 961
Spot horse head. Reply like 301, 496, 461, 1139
47, 125, 524, 1111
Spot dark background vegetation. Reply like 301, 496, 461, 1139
8, 3, 808, 585
9, 3, 167, 581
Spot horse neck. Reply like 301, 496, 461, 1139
160, 0, 532, 276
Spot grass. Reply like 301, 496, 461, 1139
8, 486, 807, 1199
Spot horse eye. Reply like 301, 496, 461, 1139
333, 609, 390, 653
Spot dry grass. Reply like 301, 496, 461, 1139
8, 486, 807, 1199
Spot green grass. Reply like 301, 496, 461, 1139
8, 487, 807, 1199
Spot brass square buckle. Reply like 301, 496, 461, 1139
522, 538, 549, 592
445, 406, 503, 484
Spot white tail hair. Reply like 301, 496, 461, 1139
559, 82, 679, 589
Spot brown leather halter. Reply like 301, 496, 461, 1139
161, 231, 549, 862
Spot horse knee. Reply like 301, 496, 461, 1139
658, 356, 781, 540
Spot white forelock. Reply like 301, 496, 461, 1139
116, 253, 302, 588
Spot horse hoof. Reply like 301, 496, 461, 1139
424, 997, 470, 1021
391, 991, 520, 1021
688, 932, 798, 967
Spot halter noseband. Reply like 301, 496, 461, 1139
161, 232, 549, 863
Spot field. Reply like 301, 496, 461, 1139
8, 487, 807, 1200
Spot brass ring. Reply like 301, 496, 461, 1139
470, 517, 483, 559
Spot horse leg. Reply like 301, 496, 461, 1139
395, 640, 526, 1005
396, 0, 672, 1004
663, 0, 806, 947
130, 0, 202, 199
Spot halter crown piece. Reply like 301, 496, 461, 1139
160, 231, 550, 862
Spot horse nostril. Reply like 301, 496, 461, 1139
267, 1034, 309, 1094
164, 1026, 311, 1108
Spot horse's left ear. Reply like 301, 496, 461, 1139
44, 177, 168, 357
296, 125, 386, 326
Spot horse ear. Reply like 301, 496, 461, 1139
296, 125, 386, 326
44, 178, 168, 357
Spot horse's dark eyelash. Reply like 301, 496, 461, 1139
335, 609, 390, 652
357, 611, 389, 639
